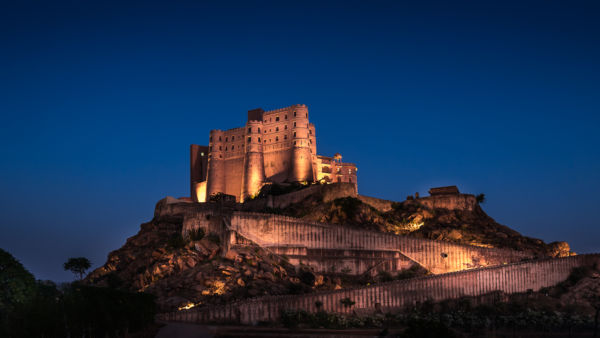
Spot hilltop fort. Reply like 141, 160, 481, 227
87, 104, 595, 329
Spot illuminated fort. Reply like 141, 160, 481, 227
190, 104, 358, 202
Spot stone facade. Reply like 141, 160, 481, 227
190, 104, 358, 202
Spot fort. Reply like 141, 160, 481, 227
190, 104, 358, 203
89, 104, 597, 327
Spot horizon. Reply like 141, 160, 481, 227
1, 0, 599, 282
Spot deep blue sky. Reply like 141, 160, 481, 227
1, 1, 599, 282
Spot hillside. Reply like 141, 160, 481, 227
86, 202, 351, 311
250, 184, 572, 258
87, 185, 572, 311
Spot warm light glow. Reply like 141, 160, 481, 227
178, 302, 197, 311
195, 181, 207, 203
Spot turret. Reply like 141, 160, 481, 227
289, 105, 314, 182
206, 130, 226, 198
241, 120, 266, 201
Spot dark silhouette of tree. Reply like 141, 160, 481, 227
63, 257, 91, 280
0, 248, 36, 311
476, 193, 486, 204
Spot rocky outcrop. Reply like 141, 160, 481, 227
86, 200, 347, 311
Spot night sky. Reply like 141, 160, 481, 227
1, 1, 599, 282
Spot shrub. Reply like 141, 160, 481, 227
206, 233, 221, 245
188, 228, 205, 241
167, 234, 187, 250
340, 297, 355, 308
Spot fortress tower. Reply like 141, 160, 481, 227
190, 104, 358, 202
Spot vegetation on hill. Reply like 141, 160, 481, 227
259, 191, 571, 258
0, 248, 156, 338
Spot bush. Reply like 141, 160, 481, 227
340, 297, 356, 308
333, 197, 362, 219
167, 234, 188, 250
206, 233, 221, 245
188, 228, 205, 241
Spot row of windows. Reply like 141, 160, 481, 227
246, 123, 312, 134
262, 111, 308, 123
321, 166, 355, 175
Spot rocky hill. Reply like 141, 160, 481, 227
87, 185, 572, 311
86, 202, 350, 311
250, 185, 572, 258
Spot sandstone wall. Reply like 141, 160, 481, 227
418, 194, 477, 211
181, 208, 532, 275
358, 195, 394, 212
160, 254, 600, 325
226, 212, 531, 274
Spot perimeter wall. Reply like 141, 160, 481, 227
160, 254, 600, 325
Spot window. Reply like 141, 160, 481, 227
337, 177, 341, 183
293, 132, 296, 137
219, 146, 222, 150
275, 136, 279, 141
219, 154, 222, 158
209, 146, 212, 151
309, 130, 312, 134
219, 136, 222, 141
232, 136, 235, 141
284, 125, 287, 130
247, 137, 251, 142
284, 135, 287, 140
269, 117, 272, 122
258, 128, 261, 133
248, 127, 251, 133
276, 127, 279, 132
293, 122, 296, 127
348, 169, 351, 174
294, 141, 296, 145
258, 137, 261, 142
225, 137, 228, 142
232, 145, 234, 150
349, 178, 352, 183
293, 111, 297, 117
276, 116, 279, 121
210, 136, 213, 142
285, 114, 288, 120
225, 146, 228, 151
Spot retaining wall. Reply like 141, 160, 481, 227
182, 210, 532, 275
159, 254, 600, 325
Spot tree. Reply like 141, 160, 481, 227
63, 257, 91, 280
0, 248, 37, 311
475, 193, 486, 204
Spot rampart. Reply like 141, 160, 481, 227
182, 208, 532, 275
159, 254, 600, 325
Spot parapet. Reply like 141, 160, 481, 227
429, 186, 460, 196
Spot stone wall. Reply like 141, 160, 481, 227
358, 195, 394, 212
182, 208, 532, 275
417, 194, 478, 211
159, 254, 600, 325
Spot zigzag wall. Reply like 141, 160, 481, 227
182, 210, 533, 275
